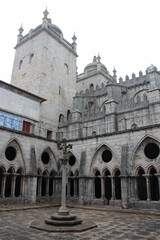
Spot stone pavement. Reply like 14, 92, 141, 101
0, 204, 160, 240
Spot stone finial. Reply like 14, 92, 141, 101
72, 33, 77, 52
18, 25, 24, 36
93, 56, 97, 62
42, 8, 50, 25
119, 77, 123, 83
139, 71, 143, 77
113, 67, 117, 81
17, 25, 24, 44
125, 75, 129, 81
132, 73, 136, 79
72, 33, 77, 43
43, 8, 49, 19
97, 53, 101, 62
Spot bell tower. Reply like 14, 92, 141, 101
11, 9, 77, 133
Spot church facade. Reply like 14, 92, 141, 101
0, 10, 160, 209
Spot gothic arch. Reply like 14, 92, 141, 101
134, 165, 146, 176
147, 165, 158, 174
112, 167, 121, 176
131, 134, 160, 165
92, 167, 101, 176
90, 143, 118, 174
133, 89, 148, 100
40, 146, 58, 171
2, 138, 26, 171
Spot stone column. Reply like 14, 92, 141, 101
134, 176, 139, 200
1, 173, 6, 198
58, 156, 69, 215
21, 175, 25, 197
74, 176, 78, 197
111, 176, 115, 200
101, 176, 105, 198
11, 174, 16, 197
155, 174, 160, 200
46, 177, 49, 196
144, 174, 151, 201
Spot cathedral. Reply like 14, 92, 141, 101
0, 9, 160, 210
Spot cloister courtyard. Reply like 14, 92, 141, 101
0, 204, 160, 240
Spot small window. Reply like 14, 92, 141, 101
29, 54, 34, 64
47, 130, 52, 139
19, 60, 23, 70
22, 121, 30, 133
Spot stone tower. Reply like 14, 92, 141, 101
11, 9, 77, 134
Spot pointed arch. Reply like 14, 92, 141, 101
40, 146, 58, 171
5, 167, 15, 197
136, 167, 147, 200
3, 138, 26, 171
90, 143, 118, 174
131, 134, 160, 162
131, 134, 160, 171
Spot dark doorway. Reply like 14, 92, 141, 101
41, 171, 47, 196
69, 172, 74, 197
104, 170, 112, 201
150, 168, 159, 201
137, 168, 147, 200
95, 170, 101, 198
15, 169, 22, 197
49, 171, 55, 196
115, 170, 121, 199
5, 168, 13, 197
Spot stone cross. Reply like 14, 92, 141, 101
57, 139, 72, 215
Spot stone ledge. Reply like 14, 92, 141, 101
30, 219, 97, 232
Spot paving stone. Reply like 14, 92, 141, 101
0, 205, 160, 240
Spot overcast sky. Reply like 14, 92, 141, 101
0, 0, 160, 83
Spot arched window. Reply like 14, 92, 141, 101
19, 60, 23, 70
95, 170, 101, 198
90, 83, 94, 91
36, 169, 42, 196
59, 114, 64, 123
137, 168, 147, 200
15, 168, 23, 197
114, 170, 121, 199
0, 167, 5, 197
5, 167, 14, 197
49, 171, 55, 196
69, 172, 74, 197
149, 168, 159, 201
67, 110, 71, 121
29, 54, 34, 64
104, 170, 112, 201
75, 171, 79, 196
41, 170, 48, 196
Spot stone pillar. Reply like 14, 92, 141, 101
78, 177, 85, 205
58, 157, 69, 215
155, 174, 160, 200
46, 177, 49, 196
25, 175, 37, 203
74, 176, 78, 197
21, 175, 25, 197
1, 174, 6, 198
11, 174, 16, 197
121, 176, 128, 208
111, 176, 115, 200
134, 176, 139, 200
101, 176, 105, 198
144, 174, 151, 201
